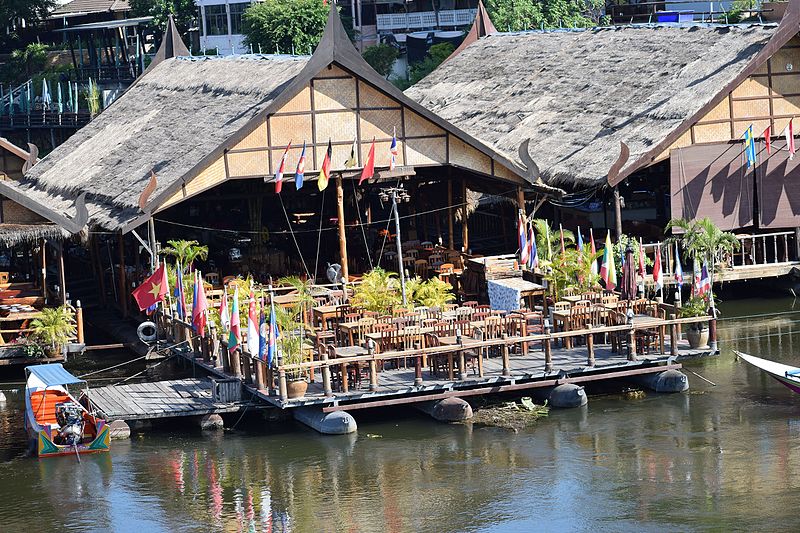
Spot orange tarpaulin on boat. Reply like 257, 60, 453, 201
29, 390, 70, 425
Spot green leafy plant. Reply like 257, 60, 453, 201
362, 44, 399, 78
84, 78, 102, 116
413, 277, 455, 308
161, 239, 209, 269
666, 216, 740, 309
679, 295, 709, 318
485, 0, 604, 32
532, 218, 575, 268
544, 246, 602, 301
129, 0, 196, 42
29, 306, 76, 354
351, 268, 401, 314
242, 0, 329, 55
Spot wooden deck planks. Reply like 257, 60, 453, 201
89, 378, 244, 421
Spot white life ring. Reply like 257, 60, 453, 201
137, 321, 157, 343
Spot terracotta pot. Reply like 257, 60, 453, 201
686, 326, 709, 349
287, 379, 308, 399
44, 345, 61, 358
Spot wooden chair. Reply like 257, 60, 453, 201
405, 249, 419, 260
414, 259, 430, 279
204, 272, 220, 287
428, 253, 445, 269
420, 241, 434, 250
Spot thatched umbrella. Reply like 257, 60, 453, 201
620, 246, 637, 300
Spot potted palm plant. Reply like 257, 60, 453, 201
29, 306, 76, 357
680, 295, 710, 348
275, 302, 312, 399
351, 268, 401, 314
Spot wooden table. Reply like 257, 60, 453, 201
562, 295, 583, 303
436, 335, 483, 380
312, 305, 338, 330
334, 345, 369, 392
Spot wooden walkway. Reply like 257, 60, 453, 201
88, 379, 245, 421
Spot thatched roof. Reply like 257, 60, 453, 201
406, 23, 778, 187
2, 54, 309, 230
0, 224, 68, 246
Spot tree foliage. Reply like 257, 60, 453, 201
485, 0, 605, 31
0, 0, 54, 47
362, 44, 399, 78
243, 0, 329, 55
160, 239, 209, 269
129, 0, 196, 43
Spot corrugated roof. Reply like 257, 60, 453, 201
27, 363, 84, 388
51, 0, 129, 16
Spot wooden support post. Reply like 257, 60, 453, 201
628, 328, 637, 361
40, 239, 47, 300
278, 369, 288, 401
461, 178, 469, 252
58, 242, 67, 305
613, 186, 623, 238
516, 186, 525, 213
230, 349, 242, 378
254, 359, 263, 390
92, 237, 107, 305
447, 180, 454, 250
76, 302, 84, 344
243, 354, 253, 384
322, 348, 333, 397
335, 174, 349, 280
544, 322, 553, 373
670, 315, 679, 356
414, 341, 423, 386
341, 361, 349, 393
586, 324, 595, 367
501, 334, 510, 376
369, 359, 378, 391
118, 231, 127, 317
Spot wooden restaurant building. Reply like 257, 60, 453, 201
0, 10, 558, 315
408, 0, 800, 272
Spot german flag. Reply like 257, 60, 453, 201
318, 139, 332, 191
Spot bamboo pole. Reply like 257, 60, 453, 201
461, 178, 469, 252
336, 174, 349, 280
447, 180, 454, 249
587, 324, 595, 366
76, 302, 84, 344
40, 239, 47, 300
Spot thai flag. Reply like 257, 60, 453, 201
517, 211, 527, 263
274, 141, 292, 193
674, 241, 683, 285
698, 262, 711, 295
267, 296, 279, 367
528, 222, 538, 270
389, 128, 398, 170
295, 141, 306, 190
174, 261, 186, 320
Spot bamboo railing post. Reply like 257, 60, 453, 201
501, 333, 510, 376
278, 369, 288, 401
670, 315, 679, 357
414, 341, 423, 386
544, 321, 553, 373
254, 359, 264, 390
243, 353, 253, 384
322, 348, 333, 397
586, 324, 595, 367
76, 301, 84, 344
628, 327, 637, 361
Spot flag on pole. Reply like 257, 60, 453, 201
674, 241, 684, 285
653, 244, 663, 292
743, 125, 757, 168
174, 261, 186, 320
528, 222, 538, 270
318, 140, 332, 191
273, 141, 292, 193
764, 125, 772, 156
389, 128, 398, 170
692, 258, 701, 296
559, 224, 565, 256
518, 211, 527, 264
258, 300, 268, 360
599, 231, 617, 290
344, 138, 357, 168
783, 119, 795, 160
295, 141, 306, 189
576, 227, 583, 251
220, 285, 230, 332
267, 293, 279, 367
228, 286, 241, 353
192, 271, 208, 337
132, 263, 168, 311
698, 262, 711, 296
359, 138, 376, 185
589, 228, 598, 276
247, 290, 259, 356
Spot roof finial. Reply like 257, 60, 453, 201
446, 0, 497, 61
144, 14, 190, 75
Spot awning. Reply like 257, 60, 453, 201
27, 363, 84, 388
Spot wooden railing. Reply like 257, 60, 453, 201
160, 308, 714, 403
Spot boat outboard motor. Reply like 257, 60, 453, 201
55, 402, 84, 446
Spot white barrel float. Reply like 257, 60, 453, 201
108, 420, 131, 440
634, 369, 689, 393
293, 407, 357, 435
548, 383, 588, 408
417, 397, 473, 422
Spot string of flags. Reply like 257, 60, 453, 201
744, 119, 796, 166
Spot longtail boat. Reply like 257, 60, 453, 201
24, 363, 110, 458
736, 351, 800, 395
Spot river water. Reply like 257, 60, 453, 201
1, 297, 800, 532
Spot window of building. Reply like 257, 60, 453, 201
229, 2, 250, 35
205, 4, 228, 36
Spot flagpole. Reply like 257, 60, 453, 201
267, 280, 276, 395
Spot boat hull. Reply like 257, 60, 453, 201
29, 421, 110, 458
736, 351, 800, 395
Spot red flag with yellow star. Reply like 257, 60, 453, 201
132, 263, 168, 311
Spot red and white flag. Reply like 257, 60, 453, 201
783, 119, 795, 160
273, 141, 292, 193
247, 290, 259, 356
359, 138, 375, 185
764, 125, 771, 155
653, 244, 663, 292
